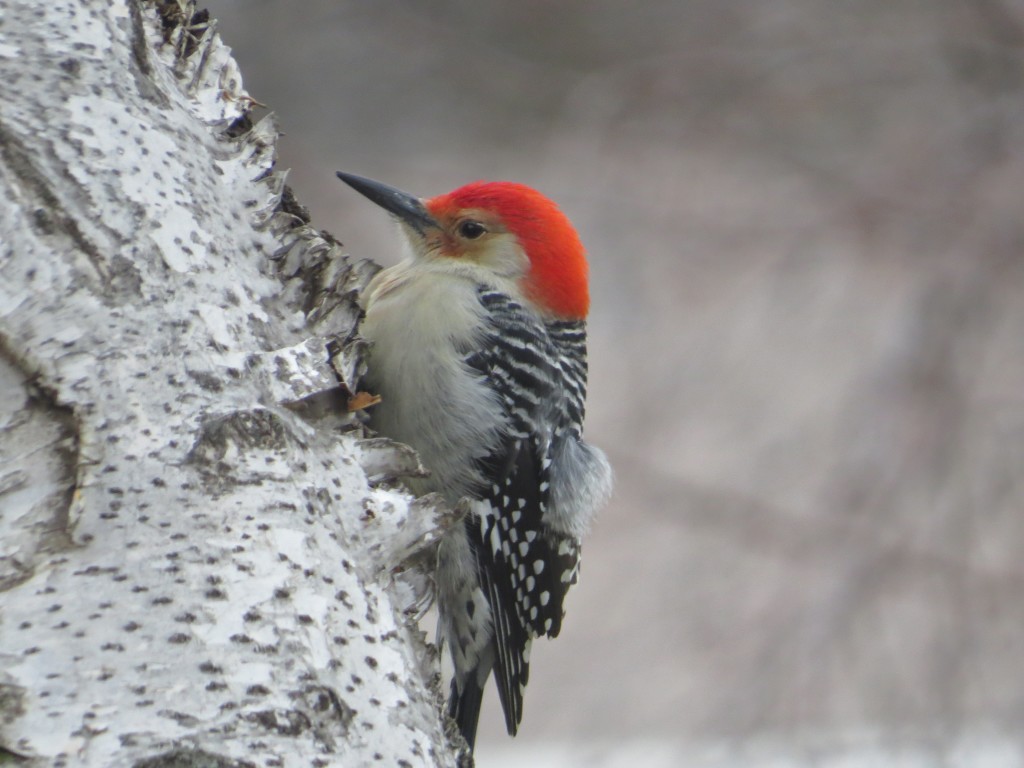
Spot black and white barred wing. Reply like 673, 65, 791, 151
463, 288, 588, 734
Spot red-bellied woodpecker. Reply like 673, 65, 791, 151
336, 171, 613, 751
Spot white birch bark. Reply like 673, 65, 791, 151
0, 1, 461, 765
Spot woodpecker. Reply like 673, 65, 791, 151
337, 171, 612, 751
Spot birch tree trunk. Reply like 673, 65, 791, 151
0, 1, 461, 765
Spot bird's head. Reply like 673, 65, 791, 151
337, 172, 590, 320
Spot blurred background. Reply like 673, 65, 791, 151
203, 1, 1024, 764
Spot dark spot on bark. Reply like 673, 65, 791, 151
248, 709, 310, 737
224, 113, 253, 139
132, 747, 254, 768
187, 369, 223, 392
277, 185, 312, 226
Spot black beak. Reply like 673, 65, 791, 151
336, 171, 439, 235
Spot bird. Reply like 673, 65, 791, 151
337, 171, 612, 751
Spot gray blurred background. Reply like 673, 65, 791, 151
203, 1, 1024, 764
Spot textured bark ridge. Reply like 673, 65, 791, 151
0, 1, 460, 765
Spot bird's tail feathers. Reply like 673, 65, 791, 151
448, 675, 485, 752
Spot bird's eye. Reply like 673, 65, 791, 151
458, 221, 487, 240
